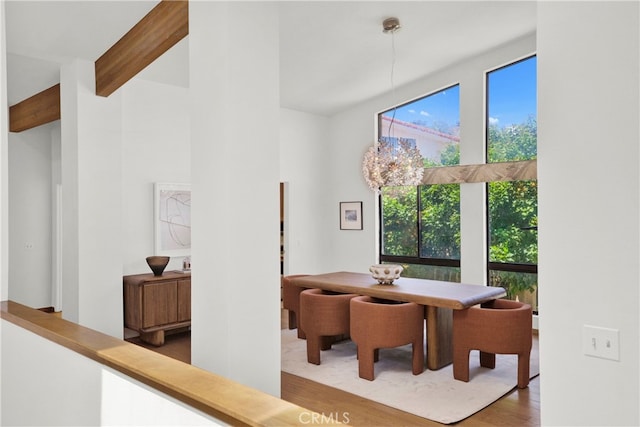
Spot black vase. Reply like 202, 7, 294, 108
146, 256, 170, 276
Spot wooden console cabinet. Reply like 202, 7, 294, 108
123, 271, 191, 346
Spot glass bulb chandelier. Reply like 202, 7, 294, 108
362, 17, 424, 194
362, 139, 424, 193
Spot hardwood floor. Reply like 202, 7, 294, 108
125, 328, 191, 364
126, 309, 540, 426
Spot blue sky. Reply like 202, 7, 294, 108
383, 56, 536, 131
487, 56, 537, 128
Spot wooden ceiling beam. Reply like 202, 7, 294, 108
9, 84, 61, 133
9, 1, 189, 132
95, 0, 189, 97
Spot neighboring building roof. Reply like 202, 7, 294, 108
381, 116, 460, 143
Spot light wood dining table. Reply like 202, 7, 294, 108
290, 271, 506, 370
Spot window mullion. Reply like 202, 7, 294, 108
417, 186, 423, 258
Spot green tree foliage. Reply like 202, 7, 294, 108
382, 141, 461, 258
488, 181, 538, 264
382, 187, 418, 257
421, 184, 460, 259
488, 116, 537, 162
488, 117, 538, 300
438, 142, 460, 166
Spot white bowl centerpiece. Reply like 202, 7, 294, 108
369, 264, 403, 285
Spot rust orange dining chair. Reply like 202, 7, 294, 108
299, 288, 357, 365
452, 298, 532, 388
350, 296, 425, 381
282, 274, 310, 339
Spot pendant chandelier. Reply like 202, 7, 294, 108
362, 17, 424, 193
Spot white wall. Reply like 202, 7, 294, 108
5, 77, 189, 313
323, 34, 536, 283
8, 124, 53, 308
325, 106, 379, 270
51, 123, 62, 309
1, 319, 222, 426
53, 60, 180, 337
279, 108, 331, 275
537, 2, 639, 425
121, 78, 190, 276
0, 0, 8, 303
0, 2, 8, 417
189, 2, 281, 396
60, 59, 123, 337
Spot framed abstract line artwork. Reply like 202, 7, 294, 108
154, 183, 191, 256
340, 201, 363, 230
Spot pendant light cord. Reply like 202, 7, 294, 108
387, 29, 398, 142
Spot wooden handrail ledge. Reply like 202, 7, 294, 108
1, 300, 320, 426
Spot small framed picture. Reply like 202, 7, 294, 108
340, 201, 363, 230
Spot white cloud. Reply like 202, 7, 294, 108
408, 109, 416, 114
489, 117, 499, 125
420, 110, 430, 117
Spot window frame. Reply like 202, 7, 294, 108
484, 55, 538, 312
375, 54, 538, 301
379, 187, 462, 269
377, 84, 462, 273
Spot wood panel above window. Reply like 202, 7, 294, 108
421, 159, 537, 185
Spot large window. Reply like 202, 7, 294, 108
380, 85, 461, 282
377, 57, 537, 306
486, 56, 538, 312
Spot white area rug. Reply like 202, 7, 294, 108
281, 329, 539, 424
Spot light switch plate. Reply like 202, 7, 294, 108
583, 325, 620, 361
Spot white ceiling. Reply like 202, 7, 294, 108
5, 1, 537, 116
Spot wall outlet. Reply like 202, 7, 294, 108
583, 325, 620, 361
